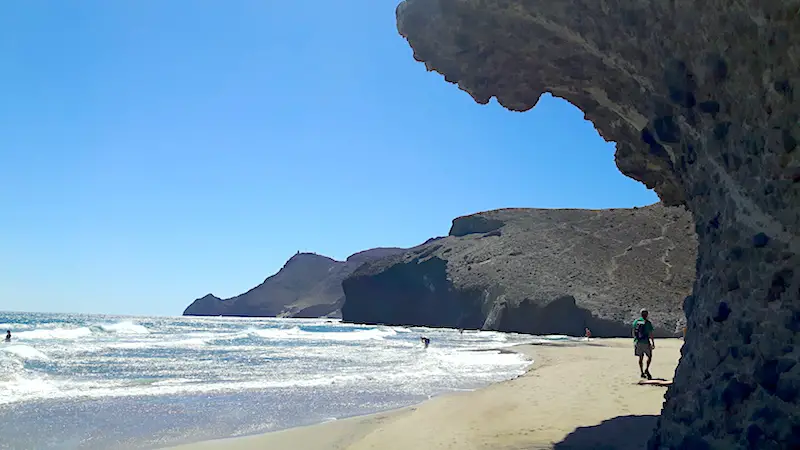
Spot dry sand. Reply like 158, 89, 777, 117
166, 338, 683, 450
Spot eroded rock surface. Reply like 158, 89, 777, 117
395, 1, 799, 448
183, 249, 404, 318
342, 204, 696, 337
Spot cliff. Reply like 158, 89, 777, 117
342, 204, 696, 337
395, 1, 799, 447
183, 248, 404, 318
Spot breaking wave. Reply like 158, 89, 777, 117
15, 327, 93, 340
250, 326, 397, 341
94, 322, 150, 334
0, 314, 546, 409
12, 322, 150, 341
1, 345, 50, 361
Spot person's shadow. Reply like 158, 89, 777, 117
553, 415, 658, 450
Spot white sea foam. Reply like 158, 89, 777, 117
16, 327, 93, 340
0, 315, 542, 408
96, 322, 150, 334
251, 326, 396, 342
0, 323, 31, 331
0, 372, 372, 404
541, 334, 572, 340
0, 313, 556, 450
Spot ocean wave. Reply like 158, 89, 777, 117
0, 345, 50, 361
0, 375, 56, 405
15, 327, 92, 340
14, 322, 151, 341
0, 372, 373, 404
0, 315, 532, 409
0, 375, 130, 406
539, 334, 574, 340
250, 326, 396, 342
0, 323, 32, 331
94, 322, 150, 334
103, 331, 251, 351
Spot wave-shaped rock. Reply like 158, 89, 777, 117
183, 248, 404, 318
342, 203, 696, 337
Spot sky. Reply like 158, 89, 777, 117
0, 1, 658, 316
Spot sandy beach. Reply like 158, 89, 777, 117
165, 338, 682, 450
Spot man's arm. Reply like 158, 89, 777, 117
649, 324, 655, 347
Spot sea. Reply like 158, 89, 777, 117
0, 312, 573, 450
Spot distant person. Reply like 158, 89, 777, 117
632, 309, 655, 379
584, 328, 592, 340
420, 336, 430, 349
459, 329, 464, 335
4, 330, 10, 342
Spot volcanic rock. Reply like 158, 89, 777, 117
342, 203, 696, 337
395, 1, 799, 447
183, 248, 404, 318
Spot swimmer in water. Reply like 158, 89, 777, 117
420, 336, 430, 349
5, 330, 10, 342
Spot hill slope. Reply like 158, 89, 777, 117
342, 204, 697, 337
183, 248, 404, 318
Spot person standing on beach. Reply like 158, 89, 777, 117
632, 309, 655, 379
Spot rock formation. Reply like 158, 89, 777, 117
342, 204, 696, 337
395, 1, 799, 448
183, 248, 404, 318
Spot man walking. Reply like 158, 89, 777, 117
632, 309, 655, 379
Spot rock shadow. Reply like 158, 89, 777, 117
553, 415, 658, 450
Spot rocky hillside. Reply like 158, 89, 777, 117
184, 248, 404, 318
342, 203, 696, 337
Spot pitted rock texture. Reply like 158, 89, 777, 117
396, 1, 800, 448
342, 204, 696, 337
183, 249, 404, 318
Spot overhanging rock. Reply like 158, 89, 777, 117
395, 1, 800, 448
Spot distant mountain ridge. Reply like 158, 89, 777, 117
183, 248, 405, 318
184, 204, 697, 337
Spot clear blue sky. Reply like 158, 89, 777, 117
0, 1, 657, 316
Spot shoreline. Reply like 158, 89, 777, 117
164, 338, 682, 450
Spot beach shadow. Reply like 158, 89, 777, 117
553, 415, 658, 450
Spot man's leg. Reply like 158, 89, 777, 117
638, 354, 644, 376
644, 347, 653, 379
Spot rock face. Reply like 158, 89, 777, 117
342, 204, 696, 337
183, 249, 404, 318
395, 1, 799, 448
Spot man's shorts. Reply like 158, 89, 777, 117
635, 340, 652, 357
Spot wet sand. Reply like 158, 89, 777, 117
165, 338, 682, 450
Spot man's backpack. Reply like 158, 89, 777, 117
634, 320, 647, 341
